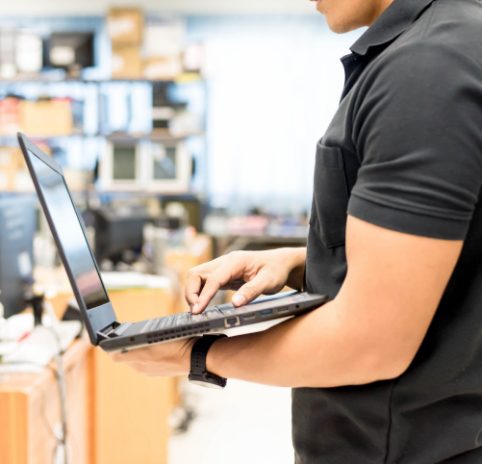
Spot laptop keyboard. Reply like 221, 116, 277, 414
140, 304, 237, 334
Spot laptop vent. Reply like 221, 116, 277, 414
145, 322, 210, 343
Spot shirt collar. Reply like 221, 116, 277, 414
350, 0, 436, 56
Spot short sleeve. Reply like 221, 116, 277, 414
347, 42, 482, 240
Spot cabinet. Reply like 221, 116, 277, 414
93, 287, 177, 464
0, 338, 94, 464
44, 284, 177, 464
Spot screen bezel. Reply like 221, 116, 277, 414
18, 132, 116, 345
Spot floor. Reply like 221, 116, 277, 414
169, 379, 294, 464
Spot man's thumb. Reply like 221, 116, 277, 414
231, 278, 265, 307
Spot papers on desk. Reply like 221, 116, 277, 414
101, 272, 172, 291
0, 320, 82, 373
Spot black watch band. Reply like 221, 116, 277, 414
189, 334, 227, 388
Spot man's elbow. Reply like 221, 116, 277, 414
366, 345, 417, 383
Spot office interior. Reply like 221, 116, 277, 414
0, 1, 361, 463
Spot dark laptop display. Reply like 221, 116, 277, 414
30, 153, 109, 309
18, 133, 328, 352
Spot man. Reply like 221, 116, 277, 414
113, 0, 482, 462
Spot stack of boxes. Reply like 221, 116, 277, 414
108, 8, 144, 79
143, 19, 184, 80
107, 7, 187, 81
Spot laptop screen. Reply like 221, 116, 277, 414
29, 150, 109, 309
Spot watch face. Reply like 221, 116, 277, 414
189, 379, 225, 389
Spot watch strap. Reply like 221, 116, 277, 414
189, 334, 227, 388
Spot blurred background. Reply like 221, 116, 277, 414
0, 1, 361, 463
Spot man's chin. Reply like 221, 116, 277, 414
327, 22, 351, 34
326, 17, 363, 34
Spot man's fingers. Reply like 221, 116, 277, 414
184, 259, 226, 309
185, 252, 252, 313
185, 272, 204, 308
194, 268, 235, 313
193, 278, 223, 313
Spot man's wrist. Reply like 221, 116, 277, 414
205, 335, 228, 377
285, 247, 307, 290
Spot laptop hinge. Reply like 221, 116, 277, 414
97, 321, 122, 340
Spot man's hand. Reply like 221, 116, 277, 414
110, 337, 197, 377
185, 248, 306, 314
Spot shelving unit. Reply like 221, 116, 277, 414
0, 75, 208, 195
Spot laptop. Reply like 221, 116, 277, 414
18, 133, 328, 352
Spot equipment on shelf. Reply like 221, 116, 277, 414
91, 204, 152, 265
0, 29, 43, 78
99, 138, 191, 193
16, 32, 43, 75
43, 32, 95, 74
149, 141, 191, 191
100, 138, 142, 190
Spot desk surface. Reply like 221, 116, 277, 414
0, 334, 90, 392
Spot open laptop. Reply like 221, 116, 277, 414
18, 133, 328, 352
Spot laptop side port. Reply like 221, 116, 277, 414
225, 316, 240, 328
277, 306, 290, 313
241, 313, 257, 322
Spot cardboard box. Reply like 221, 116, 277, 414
107, 8, 144, 46
20, 99, 73, 137
0, 97, 21, 135
143, 55, 182, 80
111, 46, 143, 79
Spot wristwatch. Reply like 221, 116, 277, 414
189, 334, 227, 388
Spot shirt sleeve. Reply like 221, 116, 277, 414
347, 41, 482, 240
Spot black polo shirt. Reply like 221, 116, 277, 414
295, 0, 482, 462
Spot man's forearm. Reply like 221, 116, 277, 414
206, 299, 401, 388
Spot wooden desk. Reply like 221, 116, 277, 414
0, 338, 93, 464
47, 285, 176, 464
93, 287, 176, 464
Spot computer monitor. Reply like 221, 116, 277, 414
99, 140, 143, 191
99, 140, 191, 193
148, 142, 191, 193
91, 206, 151, 265
0, 195, 36, 319
43, 32, 95, 71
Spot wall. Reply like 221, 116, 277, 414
186, 15, 361, 212
0, 0, 314, 16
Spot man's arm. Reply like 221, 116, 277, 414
206, 215, 463, 387
112, 215, 462, 386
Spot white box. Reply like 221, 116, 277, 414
143, 20, 185, 58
